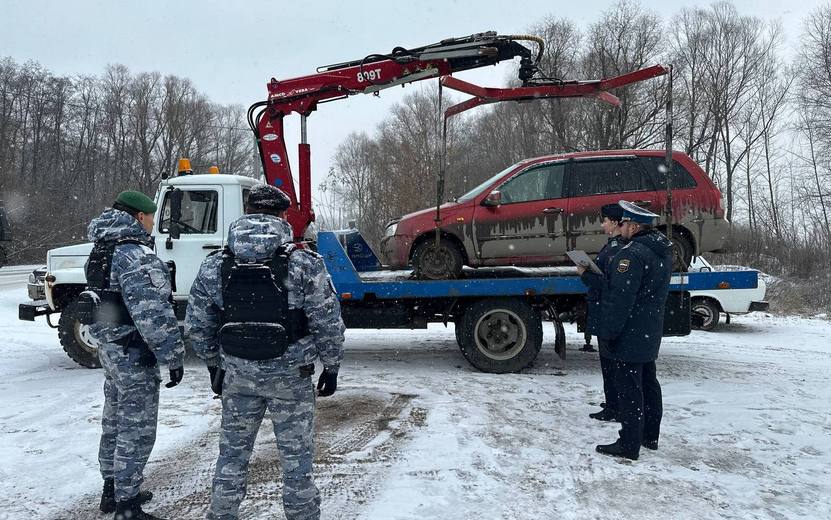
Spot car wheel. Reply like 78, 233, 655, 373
58, 298, 102, 368
691, 297, 720, 332
457, 298, 543, 373
670, 232, 693, 272
412, 237, 464, 280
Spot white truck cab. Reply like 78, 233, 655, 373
21, 173, 260, 367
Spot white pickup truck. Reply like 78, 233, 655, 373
20, 173, 263, 367
688, 257, 769, 331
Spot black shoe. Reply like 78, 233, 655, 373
100, 478, 153, 513
642, 439, 659, 450
589, 409, 619, 422
596, 441, 639, 460
114, 495, 164, 520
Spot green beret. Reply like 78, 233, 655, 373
115, 190, 157, 214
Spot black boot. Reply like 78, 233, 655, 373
100, 478, 153, 513
589, 408, 619, 422
596, 441, 639, 460
642, 439, 659, 450
113, 494, 164, 520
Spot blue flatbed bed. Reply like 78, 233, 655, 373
319, 231, 759, 301
316, 230, 759, 373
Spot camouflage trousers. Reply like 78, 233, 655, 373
98, 340, 161, 502
207, 367, 319, 520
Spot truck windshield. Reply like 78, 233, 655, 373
456, 162, 521, 202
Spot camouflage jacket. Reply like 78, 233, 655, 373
185, 214, 345, 372
86, 208, 185, 368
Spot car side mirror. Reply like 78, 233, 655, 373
482, 191, 502, 207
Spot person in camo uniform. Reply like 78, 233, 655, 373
185, 184, 345, 520
86, 190, 186, 520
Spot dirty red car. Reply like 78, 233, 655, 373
380, 149, 728, 279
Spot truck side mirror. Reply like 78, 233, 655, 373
168, 189, 183, 240
482, 190, 502, 207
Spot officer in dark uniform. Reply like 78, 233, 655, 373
595, 201, 672, 460
186, 185, 345, 520
85, 190, 185, 520
579, 203, 626, 422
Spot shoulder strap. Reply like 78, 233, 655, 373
219, 246, 235, 294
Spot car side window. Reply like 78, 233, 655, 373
159, 190, 219, 234
639, 157, 698, 189
568, 159, 649, 196
498, 163, 565, 204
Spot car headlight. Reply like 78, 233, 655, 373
384, 221, 399, 237
304, 222, 319, 243
29, 268, 46, 285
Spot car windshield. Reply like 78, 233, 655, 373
456, 162, 522, 202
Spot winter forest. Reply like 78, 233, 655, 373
2, 0, 830, 311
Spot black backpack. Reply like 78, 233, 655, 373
218, 244, 309, 360
76, 238, 143, 326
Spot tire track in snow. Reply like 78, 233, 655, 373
59, 389, 422, 519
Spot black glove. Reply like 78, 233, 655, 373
317, 368, 338, 397
208, 366, 225, 396
165, 366, 184, 388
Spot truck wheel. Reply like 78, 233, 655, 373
691, 297, 720, 332
58, 298, 102, 368
412, 237, 464, 280
458, 298, 542, 373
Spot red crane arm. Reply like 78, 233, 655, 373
441, 64, 669, 119
249, 32, 543, 239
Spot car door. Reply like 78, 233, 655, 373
472, 162, 569, 263
565, 157, 653, 253
638, 155, 701, 222
155, 186, 224, 299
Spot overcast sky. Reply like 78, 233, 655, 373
0, 0, 824, 201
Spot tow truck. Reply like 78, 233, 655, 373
18, 32, 764, 372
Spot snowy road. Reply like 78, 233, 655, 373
0, 264, 37, 290
1, 281, 829, 520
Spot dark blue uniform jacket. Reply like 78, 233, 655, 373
598, 228, 673, 363
580, 236, 624, 336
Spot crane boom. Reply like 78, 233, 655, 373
248, 31, 667, 240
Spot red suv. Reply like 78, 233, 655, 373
380, 149, 728, 279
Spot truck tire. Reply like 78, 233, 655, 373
457, 298, 542, 373
691, 297, 720, 332
58, 298, 102, 368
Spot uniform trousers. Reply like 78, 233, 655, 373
612, 360, 662, 452
98, 341, 161, 502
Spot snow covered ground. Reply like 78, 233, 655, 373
1, 278, 830, 520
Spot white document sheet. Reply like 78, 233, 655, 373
566, 250, 602, 275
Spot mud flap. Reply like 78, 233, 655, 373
663, 291, 691, 336
553, 318, 566, 360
